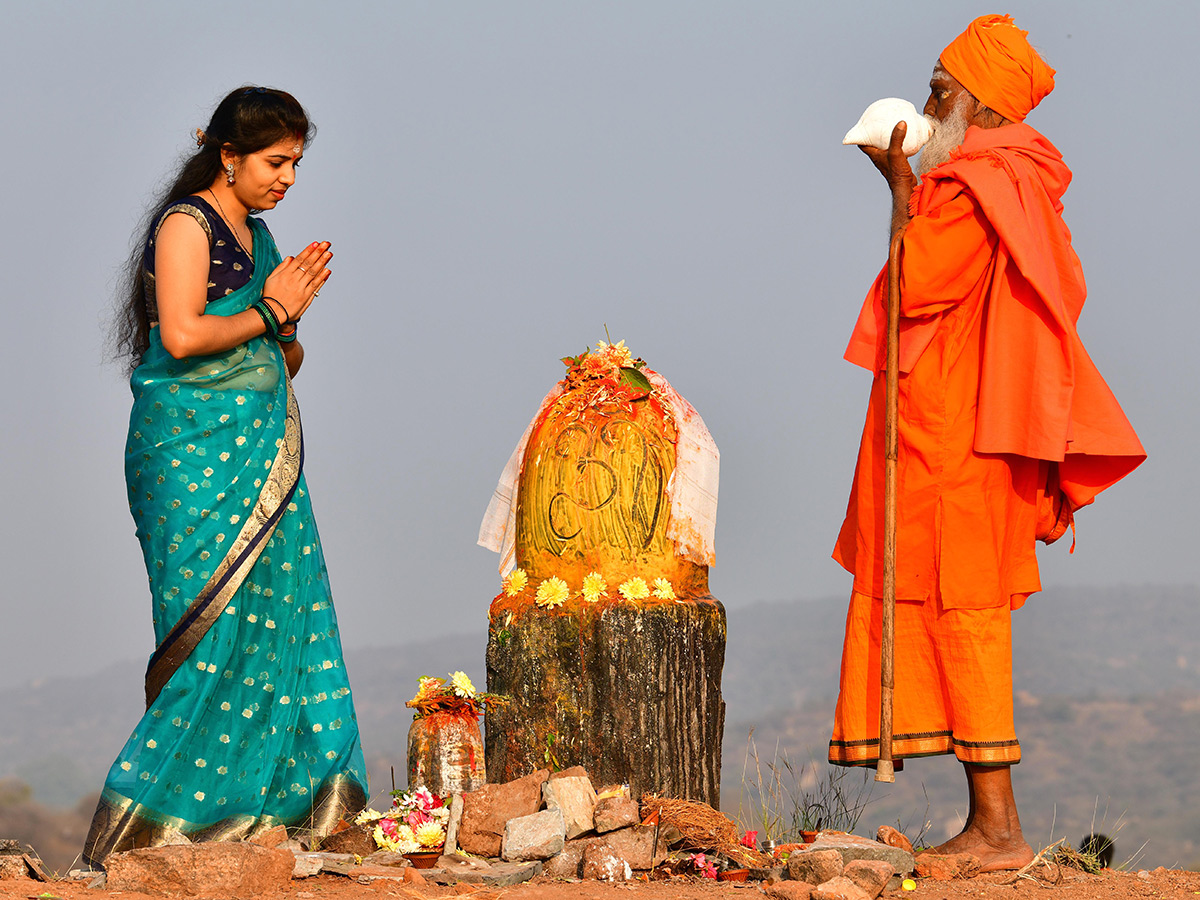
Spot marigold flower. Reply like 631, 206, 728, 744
406, 675, 446, 709
652, 577, 675, 600
581, 571, 608, 603
374, 823, 400, 853
596, 339, 634, 367
536, 576, 570, 609
618, 577, 650, 601
450, 671, 476, 699
396, 823, 419, 853
502, 568, 528, 596
581, 353, 613, 377
416, 821, 446, 848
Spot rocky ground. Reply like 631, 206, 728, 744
2, 866, 1200, 900
5, 762, 1198, 900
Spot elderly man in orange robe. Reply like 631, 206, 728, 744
829, 15, 1145, 871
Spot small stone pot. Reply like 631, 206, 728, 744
407, 712, 487, 795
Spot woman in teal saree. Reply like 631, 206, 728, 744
87, 87, 367, 867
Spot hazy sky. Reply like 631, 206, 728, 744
1, 1, 1195, 691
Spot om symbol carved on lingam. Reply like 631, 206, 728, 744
533, 417, 669, 558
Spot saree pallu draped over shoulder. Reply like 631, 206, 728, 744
85, 217, 367, 868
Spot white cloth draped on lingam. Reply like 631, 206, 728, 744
477, 369, 719, 573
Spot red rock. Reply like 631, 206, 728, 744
812, 874, 871, 900
765, 881, 816, 900
349, 864, 411, 880
581, 841, 630, 882
405, 867, 428, 884
843, 859, 894, 898
550, 765, 591, 780
786, 848, 844, 885
0, 856, 31, 879
875, 826, 913, 854
593, 797, 639, 833
458, 770, 550, 857
105, 843, 293, 898
319, 822, 378, 857
914, 852, 981, 880
598, 825, 666, 869
362, 850, 409, 867
249, 824, 290, 849
543, 838, 591, 877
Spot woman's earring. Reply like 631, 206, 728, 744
226, 163, 235, 185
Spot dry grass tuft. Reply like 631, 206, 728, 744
640, 794, 766, 866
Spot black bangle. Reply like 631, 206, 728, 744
252, 300, 279, 337
276, 325, 298, 344
262, 295, 291, 325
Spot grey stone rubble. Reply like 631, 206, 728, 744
292, 851, 356, 878
777, 833, 917, 898
286, 846, 545, 887
502, 808, 566, 860
431, 767, 672, 881
426, 857, 544, 886
804, 831, 915, 874
290, 768, 915, 889
542, 773, 597, 839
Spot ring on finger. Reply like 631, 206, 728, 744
298, 266, 308, 273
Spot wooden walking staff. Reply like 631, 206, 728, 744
876, 225, 906, 784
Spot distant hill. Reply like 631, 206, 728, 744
1, 584, 1195, 871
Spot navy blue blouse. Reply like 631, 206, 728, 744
143, 195, 257, 320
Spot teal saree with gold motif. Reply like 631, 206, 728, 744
84, 218, 368, 867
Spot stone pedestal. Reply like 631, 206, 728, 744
486, 596, 725, 806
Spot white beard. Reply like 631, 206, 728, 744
916, 94, 971, 178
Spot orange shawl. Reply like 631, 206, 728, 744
844, 123, 1144, 509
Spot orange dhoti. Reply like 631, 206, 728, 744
829, 592, 1019, 767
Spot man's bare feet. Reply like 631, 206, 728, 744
928, 823, 1034, 872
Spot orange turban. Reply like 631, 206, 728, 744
940, 14, 1055, 122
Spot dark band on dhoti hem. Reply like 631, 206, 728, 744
829, 732, 1020, 767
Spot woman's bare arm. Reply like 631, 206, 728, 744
153, 214, 332, 360
153, 213, 266, 358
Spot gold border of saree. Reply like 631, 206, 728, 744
82, 774, 366, 867
143, 378, 303, 707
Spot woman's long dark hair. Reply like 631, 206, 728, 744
111, 86, 315, 373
